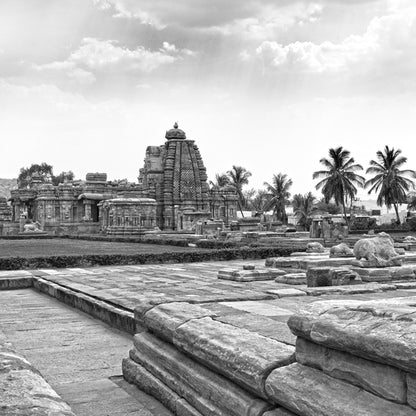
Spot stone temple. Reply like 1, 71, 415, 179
3, 124, 238, 235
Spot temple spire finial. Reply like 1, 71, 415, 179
174, 121, 178, 129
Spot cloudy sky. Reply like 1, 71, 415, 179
1, 0, 416, 199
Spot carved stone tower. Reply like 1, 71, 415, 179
138, 123, 210, 230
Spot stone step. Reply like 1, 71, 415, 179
128, 331, 271, 416
288, 296, 416, 373
295, 337, 407, 403
173, 316, 295, 398
123, 358, 202, 416
265, 363, 416, 416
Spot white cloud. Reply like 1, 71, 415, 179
213, 3, 324, 39
92, 0, 165, 29
32, 38, 195, 86
69, 38, 176, 72
255, 5, 416, 75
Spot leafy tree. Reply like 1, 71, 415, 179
315, 198, 342, 215
18, 163, 53, 188
263, 173, 293, 224
408, 194, 416, 212
18, 163, 75, 188
365, 146, 416, 224
251, 189, 269, 212
209, 173, 230, 189
227, 165, 252, 217
52, 171, 74, 186
292, 192, 316, 230
313, 147, 365, 225
242, 188, 256, 210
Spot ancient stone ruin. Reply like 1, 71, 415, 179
3, 124, 238, 235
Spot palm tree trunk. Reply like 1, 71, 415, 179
393, 203, 401, 224
341, 199, 349, 229
238, 200, 245, 218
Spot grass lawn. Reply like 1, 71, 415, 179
0, 238, 205, 258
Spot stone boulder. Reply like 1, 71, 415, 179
353, 232, 403, 267
306, 242, 325, 253
404, 236, 416, 243
330, 243, 354, 258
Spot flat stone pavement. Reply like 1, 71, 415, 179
6, 259, 416, 346
2, 259, 416, 414
0, 289, 173, 416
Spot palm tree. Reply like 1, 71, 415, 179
292, 192, 316, 230
365, 146, 416, 224
227, 166, 252, 216
251, 189, 269, 212
263, 173, 293, 224
408, 194, 416, 212
210, 173, 230, 190
313, 147, 365, 225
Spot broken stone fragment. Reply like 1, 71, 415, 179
306, 267, 332, 287
353, 232, 404, 267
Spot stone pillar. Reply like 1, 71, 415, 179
84, 201, 92, 221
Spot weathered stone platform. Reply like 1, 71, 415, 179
2, 256, 416, 415
0, 330, 75, 415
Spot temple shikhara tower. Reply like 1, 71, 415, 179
138, 123, 211, 230
4, 123, 238, 235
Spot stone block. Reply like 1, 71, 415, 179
287, 296, 416, 373
306, 242, 325, 253
265, 363, 415, 416
305, 283, 396, 296
390, 266, 415, 280
274, 272, 306, 285
173, 316, 295, 398
407, 373, 416, 409
306, 267, 332, 287
267, 288, 306, 298
352, 267, 392, 282
130, 332, 270, 416
143, 302, 216, 343
300, 258, 356, 269
266, 258, 301, 269
243, 264, 256, 270
296, 337, 407, 403
218, 268, 285, 282
329, 268, 360, 285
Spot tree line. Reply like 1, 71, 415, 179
213, 146, 416, 227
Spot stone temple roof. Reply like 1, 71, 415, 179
165, 122, 186, 140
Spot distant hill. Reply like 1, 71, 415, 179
0, 178, 17, 199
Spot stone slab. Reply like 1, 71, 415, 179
218, 268, 285, 282
300, 258, 357, 269
288, 296, 416, 373
130, 332, 271, 416
0, 333, 75, 416
266, 288, 306, 298
274, 273, 306, 285
408, 373, 416, 409
143, 302, 216, 343
265, 363, 415, 416
305, 283, 397, 296
173, 316, 295, 398
0, 276, 33, 290
266, 258, 301, 269
296, 337, 407, 403
352, 267, 392, 282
